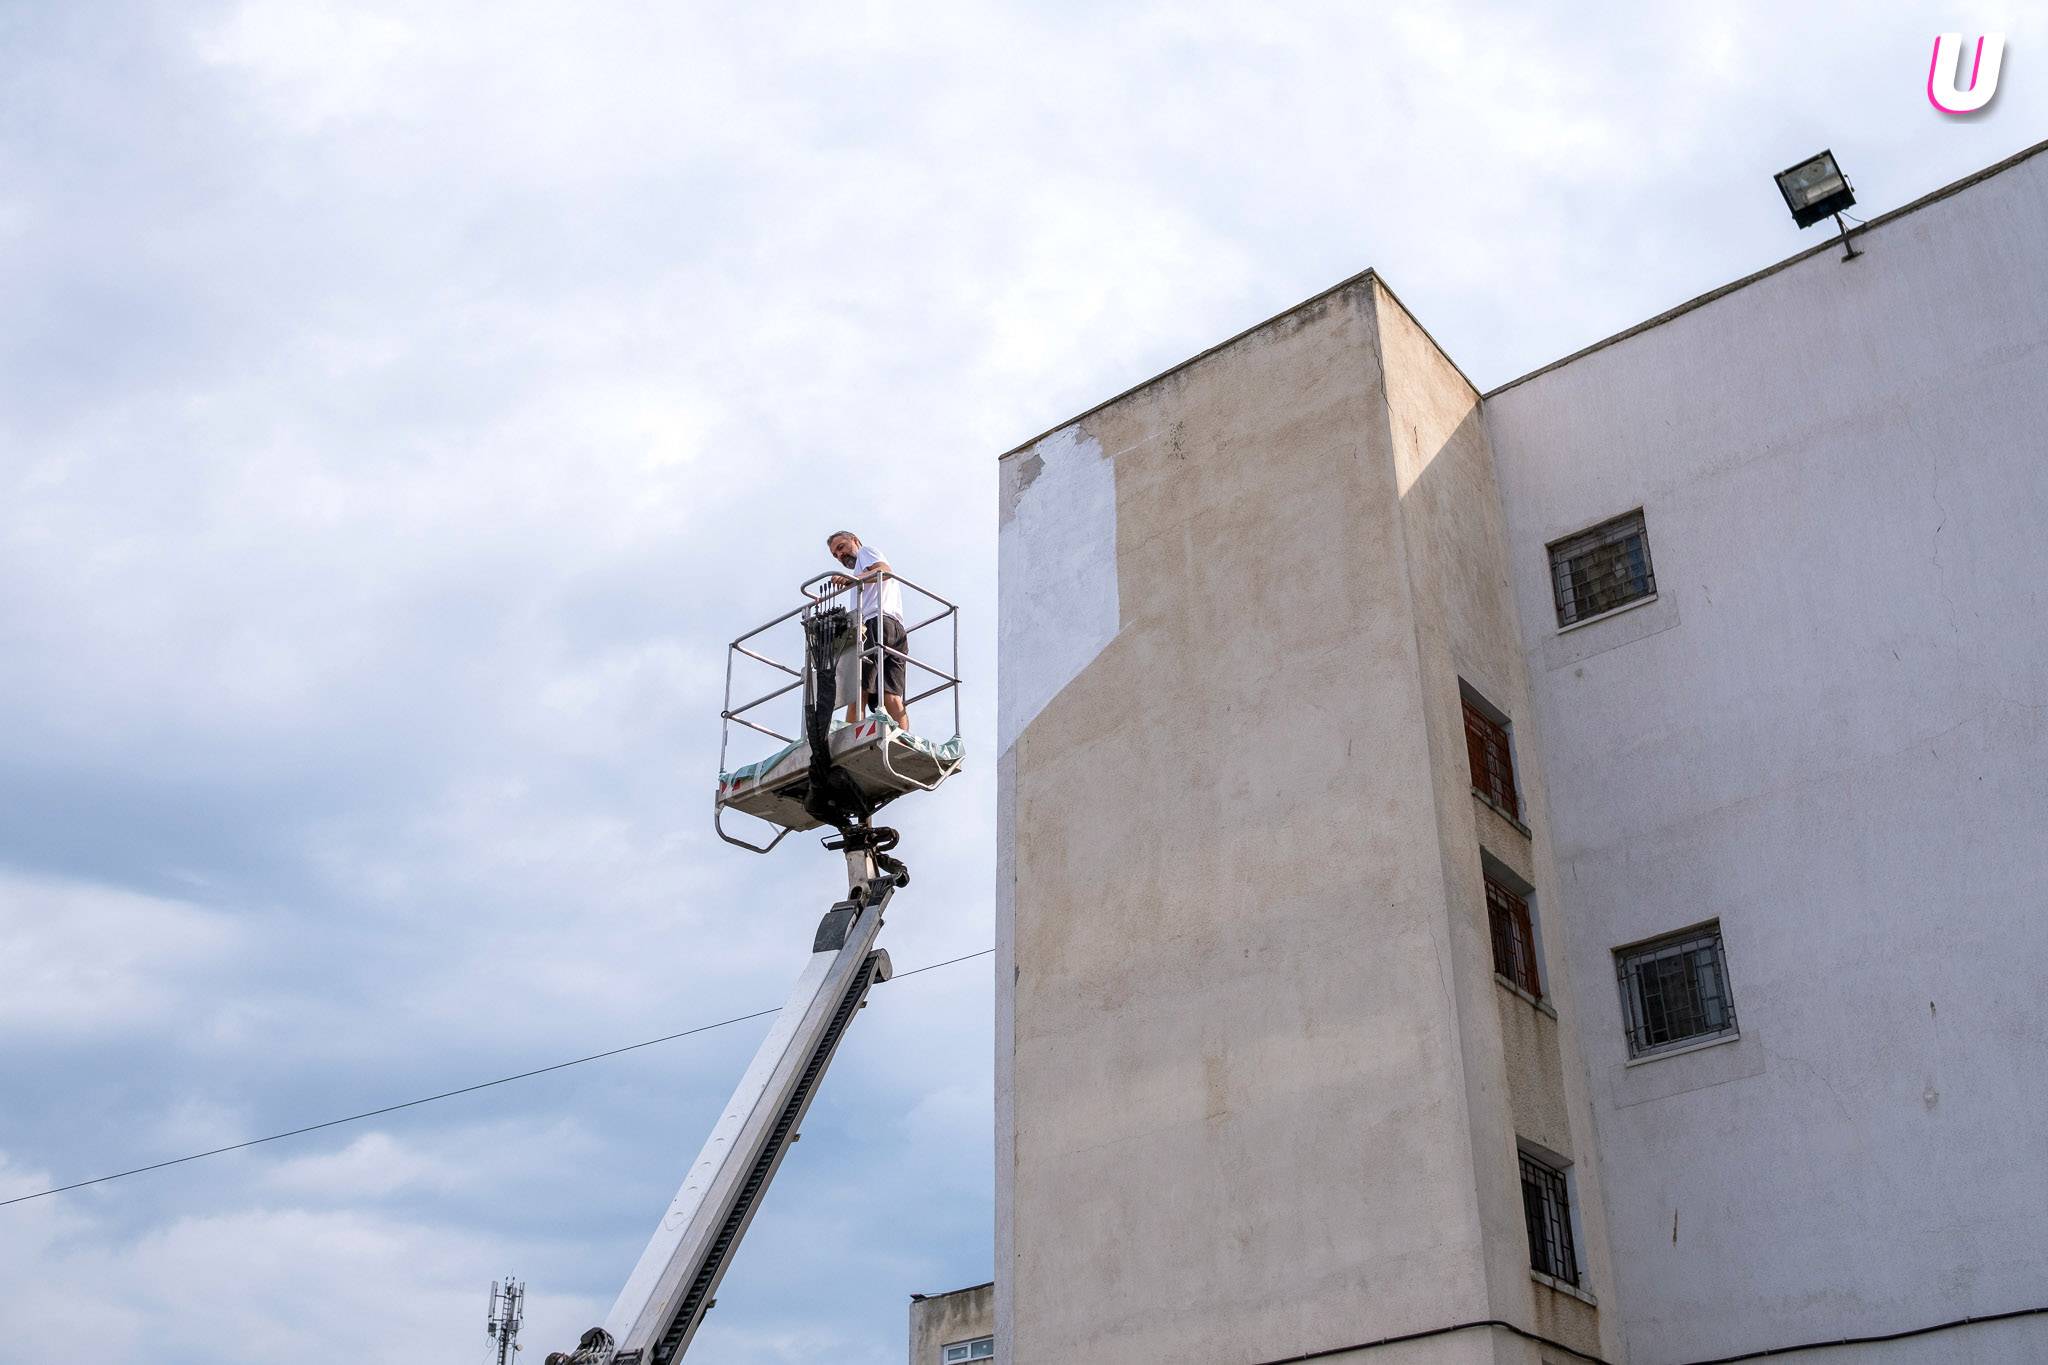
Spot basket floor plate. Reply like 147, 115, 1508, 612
717, 721, 964, 832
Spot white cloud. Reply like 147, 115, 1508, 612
197, 2, 420, 132
0, 873, 240, 1035
0, 1147, 602, 1362
262, 1130, 462, 1199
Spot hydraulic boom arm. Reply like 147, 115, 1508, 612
552, 836, 905, 1365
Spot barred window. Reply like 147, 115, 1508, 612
1549, 509, 1656, 626
1615, 923, 1737, 1057
1462, 695, 1520, 821
1487, 874, 1541, 999
942, 1338, 994, 1363
1519, 1150, 1580, 1285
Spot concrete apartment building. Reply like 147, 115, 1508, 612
990, 139, 2048, 1365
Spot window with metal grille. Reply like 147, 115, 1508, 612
1463, 696, 1520, 821
1548, 509, 1656, 626
1519, 1151, 1579, 1285
1615, 923, 1737, 1057
942, 1337, 994, 1363
1487, 874, 1541, 999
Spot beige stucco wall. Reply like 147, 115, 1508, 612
997, 273, 1615, 1363
1000, 277, 1489, 1363
909, 1283, 995, 1365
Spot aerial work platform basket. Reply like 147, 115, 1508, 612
716, 569, 964, 851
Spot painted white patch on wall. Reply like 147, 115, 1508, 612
998, 426, 1119, 754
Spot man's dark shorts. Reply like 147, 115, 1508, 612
861, 615, 908, 703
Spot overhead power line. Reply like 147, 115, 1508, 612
0, 946, 994, 1210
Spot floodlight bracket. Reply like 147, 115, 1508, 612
1832, 211, 1862, 262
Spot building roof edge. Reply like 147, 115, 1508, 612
995, 268, 1378, 460
910, 1280, 996, 1301
1371, 274, 1484, 397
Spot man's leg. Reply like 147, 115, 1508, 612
853, 616, 895, 723
854, 617, 884, 725
882, 617, 909, 729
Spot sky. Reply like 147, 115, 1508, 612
0, 3, 2040, 1361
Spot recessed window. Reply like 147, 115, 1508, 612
1615, 923, 1737, 1057
942, 1337, 995, 1363
1462, 689, 1520, 821
1519, 1149, 1581, 1286
1548, 509, 1656, 626
1486, 871, 1541, 1000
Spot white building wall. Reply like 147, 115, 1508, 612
1483, 144, 2048, 1361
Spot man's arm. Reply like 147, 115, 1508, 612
828, 549, 889, 591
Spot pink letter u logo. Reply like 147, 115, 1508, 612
1928, 33, 2005, 113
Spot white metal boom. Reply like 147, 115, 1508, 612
553, 844, 902, 1365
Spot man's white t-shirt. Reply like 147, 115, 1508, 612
852, 545, 904, 622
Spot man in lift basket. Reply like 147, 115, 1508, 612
826, 530, 910, 730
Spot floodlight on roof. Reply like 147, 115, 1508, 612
1774, 149, 1862, 260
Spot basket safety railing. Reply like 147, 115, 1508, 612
717, 570, 962, 852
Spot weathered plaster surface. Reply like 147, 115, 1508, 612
992, 748, 1017, 1360
908, 1283, 994, 1365
992, 139, 2048, 1365
995, 273, 1635, 1364
999, 280, 1509, 1363
1374, 279, 1617, 1363
997, 425, 1120, 756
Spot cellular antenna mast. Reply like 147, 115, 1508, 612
487, 1278, 526, 1365
547, 568, 963, 1365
